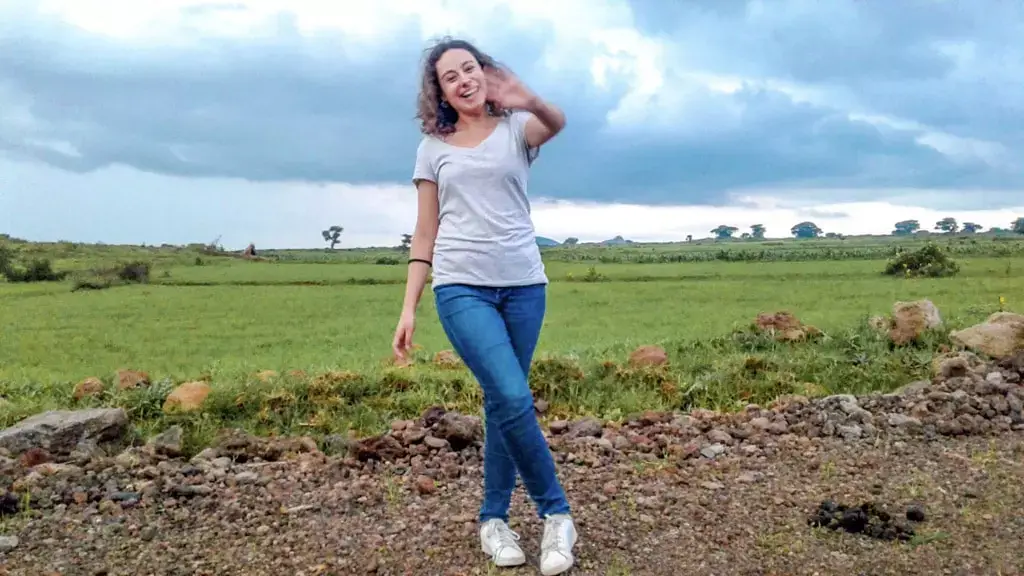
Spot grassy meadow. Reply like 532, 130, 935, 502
1, 233, 1022, 452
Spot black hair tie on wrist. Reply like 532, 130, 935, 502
408, 258, 432, 267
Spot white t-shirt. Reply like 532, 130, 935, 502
412, 110, 548, 289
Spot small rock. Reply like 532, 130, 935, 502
432, 412, 483, 450
749, 417, 771, 431
906, 504, 926, 522
72, 377, 105, 400
424, 436, 449, 450
700, 444, 726, 459
566, 418, 603, 439
147, 426, 184, 457
887, 414, 922, 430
234, 471, 259, 485
116, 369, 150, 390
414, 475, 436, 495
836, 424, 863, 440
0, 535, 19, 553
707, 429, 734, 445
628, 345, 668, 367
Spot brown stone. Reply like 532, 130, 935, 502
414, 475, 437, 495
255, 370, 278, 383
73, 377, 104, 400
628, 345, 668, 367
889, 300, 942, 346
754, 312, 814, 342
162, 381, 212, 413
868, 315, 892, 332
18, 447, 51, 468
433, 350, 462, 369
115, 369, 150, 390
950, 312, 1024, 359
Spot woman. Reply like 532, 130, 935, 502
391, 37, 577, 575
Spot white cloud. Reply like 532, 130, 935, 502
528, 195, 1024, 244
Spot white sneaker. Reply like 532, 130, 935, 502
480, 518, 526, 567
539, 514, 577, 575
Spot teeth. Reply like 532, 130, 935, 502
461, 88, 476, 98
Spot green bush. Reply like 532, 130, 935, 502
117, 261, 151, 283
883, 243, 960, 278
2, 257, 69, 282
70, 260, 152, 292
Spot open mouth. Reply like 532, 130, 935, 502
459, 86, 478, 99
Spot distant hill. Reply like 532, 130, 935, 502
535, 236, 560, 247
600, 235, 633, 245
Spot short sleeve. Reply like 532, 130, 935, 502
509, 110, 540, 165
412, 138, 436, 184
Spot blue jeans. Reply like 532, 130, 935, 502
433, 283, 571, 523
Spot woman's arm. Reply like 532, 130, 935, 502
523, 96, 566, 149
401, 179, 440, 318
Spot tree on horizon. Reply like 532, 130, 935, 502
893, 220, 920, 236
322, 225, 343, 249
711, 225, 739, 239
1012, 217, 1024, 234
934, 217, 958, 234
791, 221, 822, 238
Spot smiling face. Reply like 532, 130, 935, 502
434, 48, 488, 116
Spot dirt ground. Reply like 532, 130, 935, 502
2, 431, 1022, 576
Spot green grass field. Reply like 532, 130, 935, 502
1, 236, 1022, 452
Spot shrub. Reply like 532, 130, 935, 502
117, 261, 151, 284
883, 243, 960, 278
69, 260, 152, 292
71, 277, 112, 292
0, 244, 12, 275
2, 258, 69, 282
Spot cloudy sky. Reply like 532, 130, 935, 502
2, 0, 1023, 248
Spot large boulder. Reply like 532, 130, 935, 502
889, 300, 942, 345
0, 408, 128, 457
950, 312, 1024, 359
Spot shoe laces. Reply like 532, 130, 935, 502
541, 515, 569, 552
486, 520, 521, 551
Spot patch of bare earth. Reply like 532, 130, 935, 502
1, 351, 1023, 575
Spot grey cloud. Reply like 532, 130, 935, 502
630, 0, 1024, 158
0, 1, 1022, 208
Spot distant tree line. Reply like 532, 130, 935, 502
321, 217, 1024, 251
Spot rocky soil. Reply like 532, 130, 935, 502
0, 351, 1023, 575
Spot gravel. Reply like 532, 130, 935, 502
0, 351, 1022, 575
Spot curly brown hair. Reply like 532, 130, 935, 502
416, 37, 508, 137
